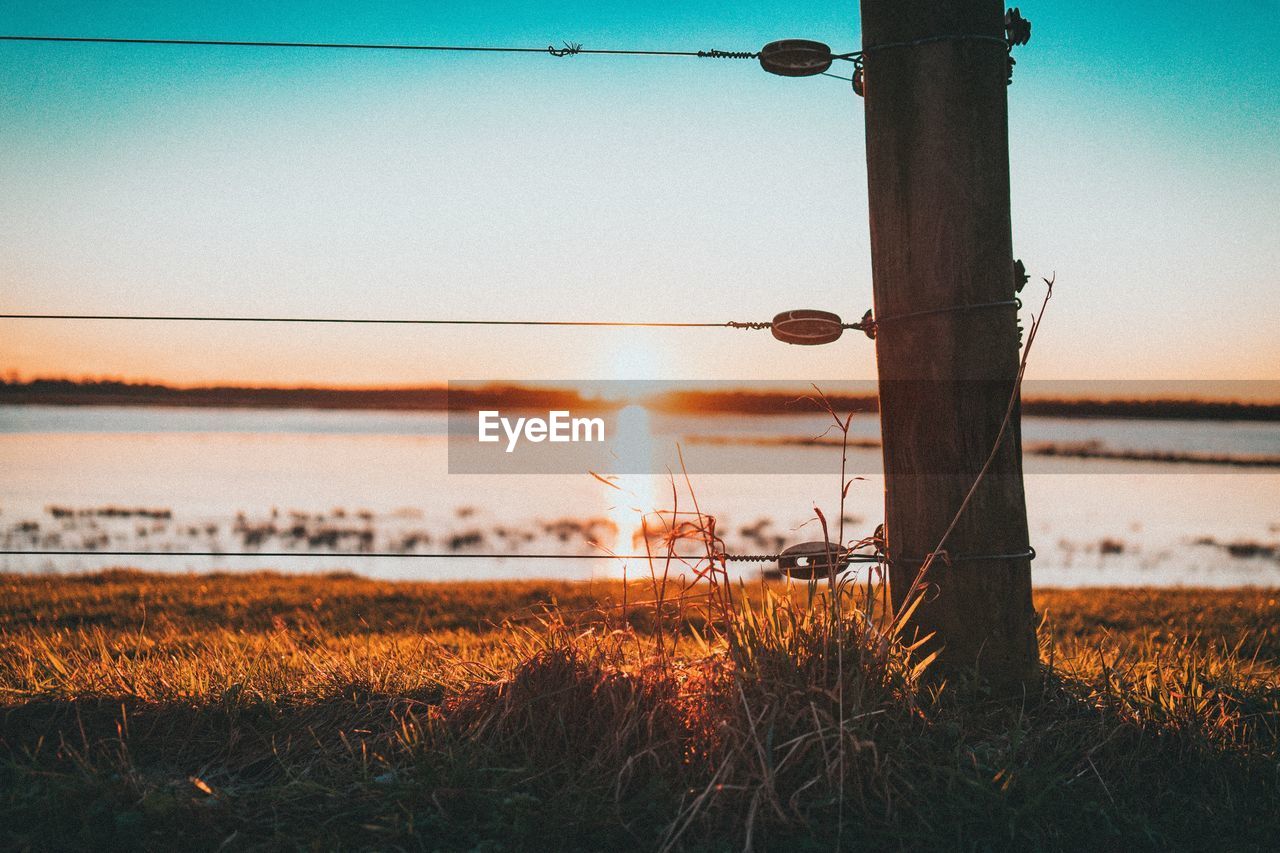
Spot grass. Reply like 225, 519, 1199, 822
2, 570, 1278, 851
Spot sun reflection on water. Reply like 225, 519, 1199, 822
603, 404, 657, 562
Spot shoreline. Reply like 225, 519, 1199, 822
4, 380, 1280, 421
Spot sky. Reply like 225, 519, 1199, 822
0, 1, 1277, 390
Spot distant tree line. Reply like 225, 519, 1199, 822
0, 378, 592, 412
1, 378, 1277, 421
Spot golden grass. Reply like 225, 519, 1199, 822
2, 570, 1278, 851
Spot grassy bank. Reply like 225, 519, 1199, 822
2, 571, 1278, 851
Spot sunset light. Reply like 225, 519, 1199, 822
603, 403, 658, 562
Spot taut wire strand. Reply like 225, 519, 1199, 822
0, 34, 759, 59
0, 548, 777, 562
0, 313, 740, 329
0, 312, 881, 334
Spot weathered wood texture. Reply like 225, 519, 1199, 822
860, 0, 1039, 689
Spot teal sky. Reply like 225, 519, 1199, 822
1, 1, 1277, 387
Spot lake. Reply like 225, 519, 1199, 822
1, 405, 1277, 586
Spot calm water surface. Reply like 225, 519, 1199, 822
1, 406, 1276, 586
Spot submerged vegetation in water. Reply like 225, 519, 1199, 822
5, 505, 1278, 584
1, 571, 1277, 851
0, 504, 629, 557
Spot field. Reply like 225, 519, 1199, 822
2, 571, 1279, 851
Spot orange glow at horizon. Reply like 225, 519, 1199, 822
3, 299, 1280, 400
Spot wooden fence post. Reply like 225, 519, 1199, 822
859, 0, 1040, 691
